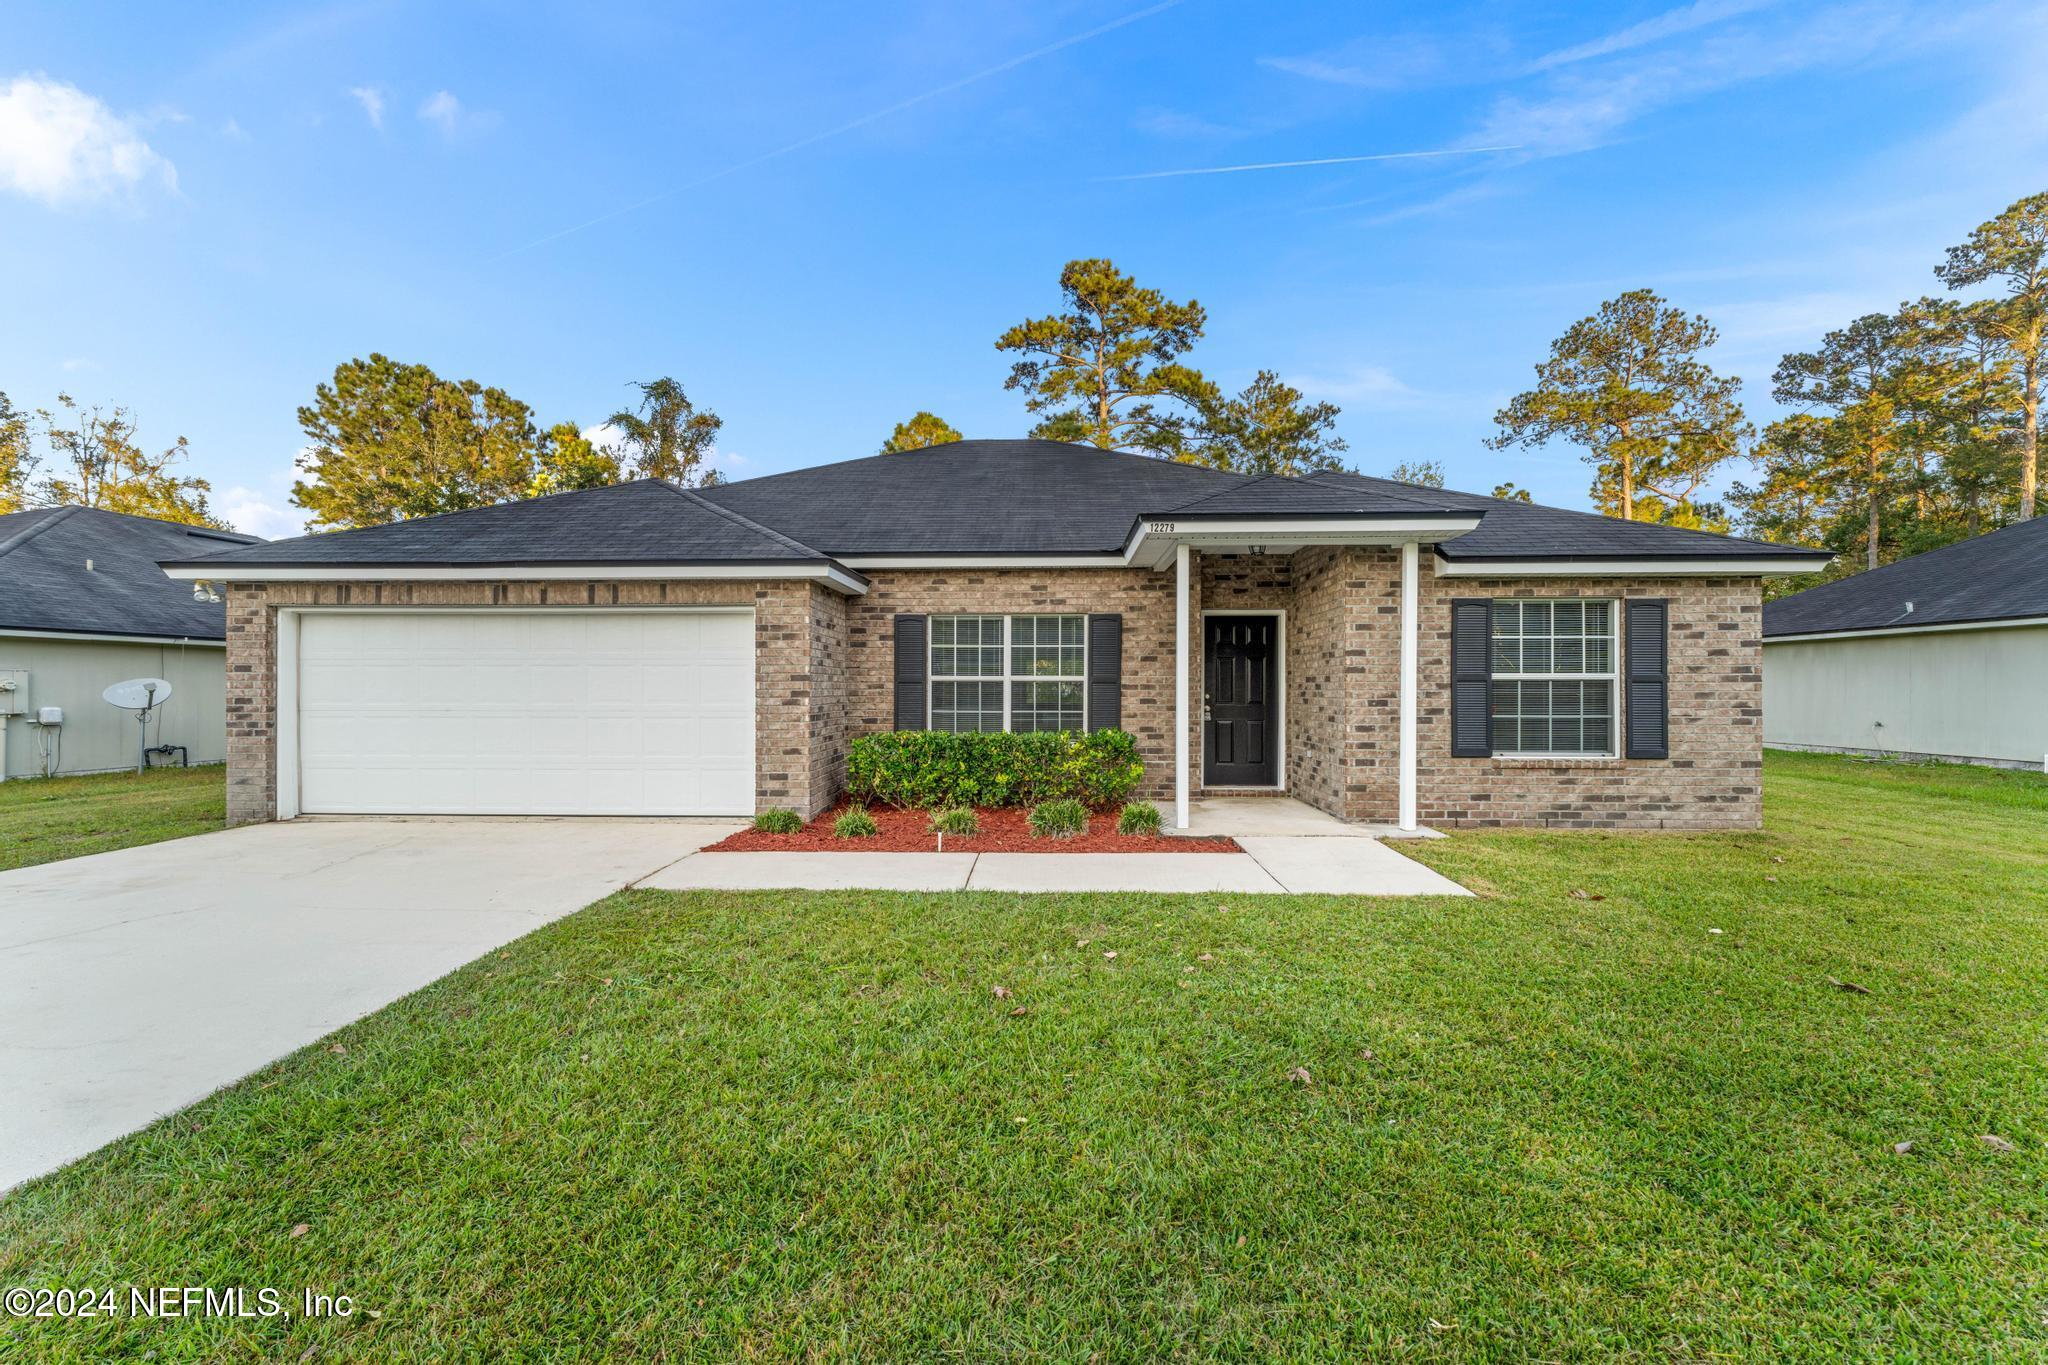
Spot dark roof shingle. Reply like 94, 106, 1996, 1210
1764, 516, 2048, 637
0, 506, 262, 640
161, 479, 838, 569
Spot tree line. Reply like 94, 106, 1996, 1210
8, 193, 2036, 567
1486, 191, 2045, 586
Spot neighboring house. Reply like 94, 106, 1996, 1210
1763, 516, 2048, 771
158, 440, 1827, 830
0, 506, 263, 779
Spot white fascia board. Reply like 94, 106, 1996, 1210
1126, 516, 1484, 566
1433, 556, 1828, 578
0, 628, 227, 647
837, 555, 1129, 570
162, 562, 870, 594
1764, 614, 2048, 643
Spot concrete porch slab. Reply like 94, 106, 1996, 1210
966, 853, 1285, 894
1167, 795, 1445, 839
1237, 836, 1472, 896
639, 852, 977, 892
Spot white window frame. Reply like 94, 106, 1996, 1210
928, 613, 1089, 734
1489, 597, 1620, 760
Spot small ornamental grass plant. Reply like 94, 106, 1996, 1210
833, 806, 878, 839
1116, 802, 1163, 836
928, 807, 980, 837
1027, 798, 1089, 840
752, 808, 803, 834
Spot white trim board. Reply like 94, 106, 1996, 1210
1435, 556, 1826, 577
1764, 615, 2048, 643
0, 629, 226, 647
164, 562, 869, 594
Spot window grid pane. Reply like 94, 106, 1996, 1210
1488, 598, 1617, 756
932, 614, 1087, 734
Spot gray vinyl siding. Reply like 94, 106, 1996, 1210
1763, 624, 2048, 769
0, 635, 227, 779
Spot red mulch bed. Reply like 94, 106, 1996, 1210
708, 805, 1239, 854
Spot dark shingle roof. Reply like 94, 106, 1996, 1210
0, 506, 263, 640
155, 440, 1829, 574
1764, 516, 2048, 637
160, 479, 840, 570
1305, 471, 1828, 564
698, 440, 1247, 554
1154, 471, 1471, 518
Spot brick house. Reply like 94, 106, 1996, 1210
160, 440, 1828, 831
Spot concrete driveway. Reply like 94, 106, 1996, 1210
0, 818, 738, 1191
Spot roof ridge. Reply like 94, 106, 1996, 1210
0, 505, 78, 560
658, 481, 834, 560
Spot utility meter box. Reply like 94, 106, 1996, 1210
0, 669, 25, 716
36, 706, 62, 726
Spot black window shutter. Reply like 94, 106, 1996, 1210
1087, 613, 1122, 731
893, 614, 928, 730
1625, 598, 1669, 759
1450, 599, 1492, 757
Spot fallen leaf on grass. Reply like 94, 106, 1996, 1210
1197, 953, 1214, 963
1287, 1066, 1313, 1086
289, 1223, 310, 1239
1428, 1319, 1459, 1333
1765, 875, 1779, 883
327, 1044, 347, 1055
1568, 889, 1604, 901
1980, 1134, 2016, 1152
1770, 856, 1785, 864
1009, 1005, 1028, 1017
1359, 1048, 1375, 1061
1103, 950, 1118, 960
1826, 976, 1872, 995
1893, 1141, 1914, 1155
991, 985, 1012, 999
1708, 928, 1725, 936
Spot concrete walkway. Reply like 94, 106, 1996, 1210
644, 838, 1471, 897
0, 817, 739, 1191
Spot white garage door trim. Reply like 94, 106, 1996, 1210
276, 607, 756, 819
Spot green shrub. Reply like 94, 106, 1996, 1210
846, 729, 1143, 810
928, 807, 980, 836
752, 808, 803, 834
1028, 798, 1090, 839
833, 806, 878, 839
1116, 801, 1162, 836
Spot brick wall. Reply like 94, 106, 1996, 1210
844, 569, 1179, 799
1186, 550, 1763, 829
219, 578, 843, 826
220, 558, 1762, 832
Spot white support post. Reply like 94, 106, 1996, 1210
1174, 543, 1191, 830
1398, 539, 1419, 832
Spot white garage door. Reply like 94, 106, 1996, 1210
292, 610, 755, 816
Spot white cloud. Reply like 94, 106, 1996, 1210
417, 89, 496, 140
1525, 0, 1778, 72
0, 74, 177, 206
346, 85, 384, 128
219, 483, 306, 540
221, 117, 250, 142
1288, 364, 1426, 407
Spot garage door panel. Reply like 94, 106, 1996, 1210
294, 611, 757, 816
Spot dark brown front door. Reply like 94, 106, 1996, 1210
1204, 615, 1279, 786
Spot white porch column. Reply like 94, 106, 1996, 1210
1398, 539, 1419, 832
1174, 542, 1191, 830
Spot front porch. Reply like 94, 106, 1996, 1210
1167, 794, 1446, 841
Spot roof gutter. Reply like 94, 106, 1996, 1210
1765, 614, 2048, 643
159, 560, 871, 595
1434, 554, 1830, 578
0, 627, 226, 647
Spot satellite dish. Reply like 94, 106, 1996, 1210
104, 678, 174, 710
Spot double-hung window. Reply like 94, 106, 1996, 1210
1489, 599, 1617, 757
930, 614, 1086, 733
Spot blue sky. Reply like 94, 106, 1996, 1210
4, 0, 2045, 537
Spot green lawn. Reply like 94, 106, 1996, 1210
3, 752, 2044, 1359
0, 765, 224, 872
